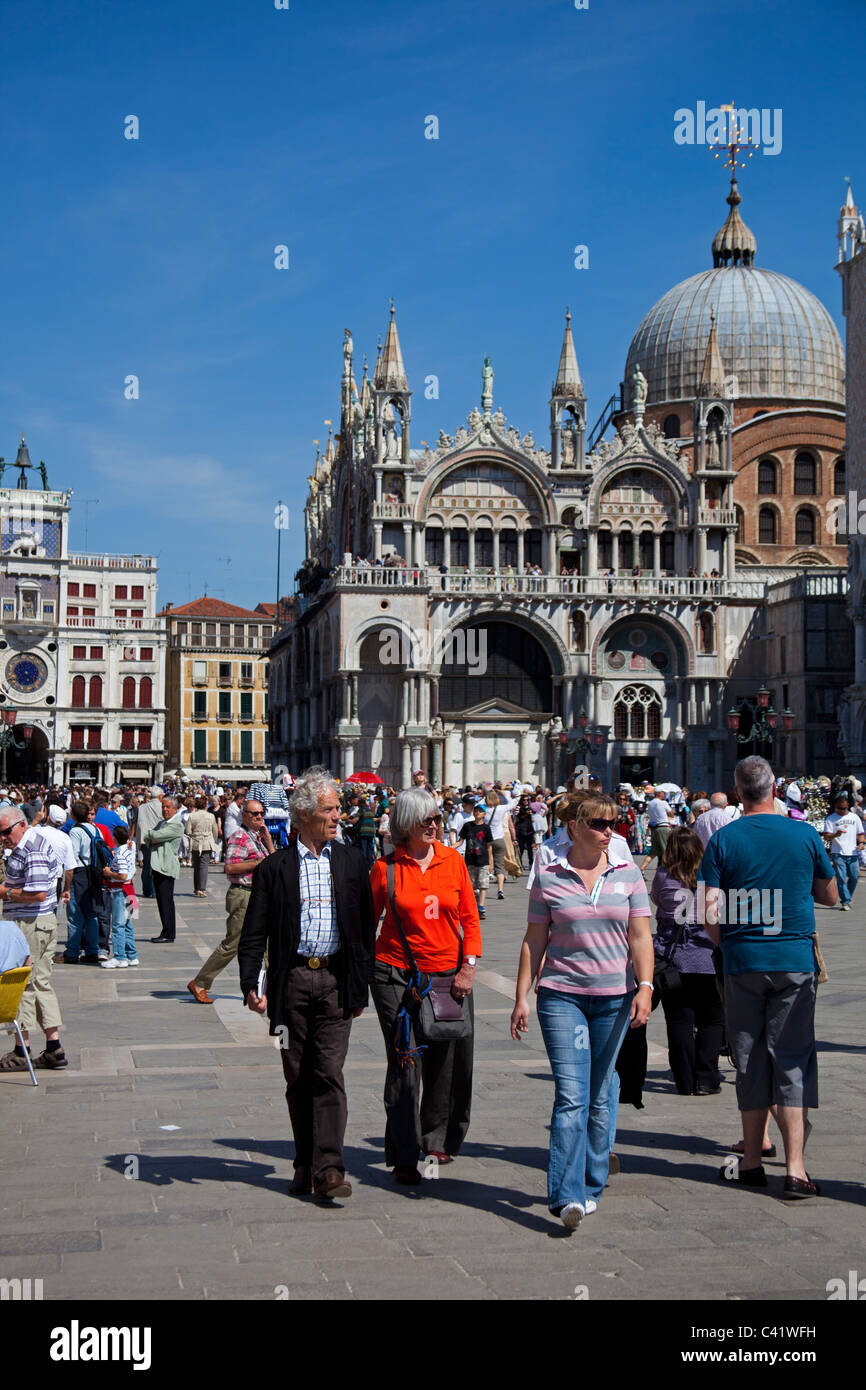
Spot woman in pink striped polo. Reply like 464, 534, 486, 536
511, 792, 654, 1230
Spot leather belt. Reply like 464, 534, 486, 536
291, 952, 340, 971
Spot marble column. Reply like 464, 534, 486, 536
443, 530, 451, 570
400, 739, 411, 788
431, 739, 442, 787
402, 523, 412, 564
492, 530, 500, 572
517, 530, 525, 572
518, 728, 528, 782
343, 740, 355, 779
443, 727, 453, 785
468, 530, 476, 572
587, 530, 598, 575
612, 533, 620, 572
462, 727, 472, 786
725, 531, 736, 578
652, 533, 661, 576
374, 523, 383, 561
696, 528, 707, 572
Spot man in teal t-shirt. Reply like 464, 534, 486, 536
700, 757, 837, 1201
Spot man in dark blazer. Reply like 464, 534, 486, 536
239, 767, 376, 1201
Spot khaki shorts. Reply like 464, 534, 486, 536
467, 864, 490, 892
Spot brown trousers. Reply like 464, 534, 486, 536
279, 960, 353, 1180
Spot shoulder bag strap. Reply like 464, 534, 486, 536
385, 854, 463, 974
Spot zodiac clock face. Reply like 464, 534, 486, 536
5, 653, 49, 695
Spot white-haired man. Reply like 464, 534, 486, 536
0, 806, 67, 1071
238, 767, 376, 1202
693, 792, 738, 848
134, 785, 164, 898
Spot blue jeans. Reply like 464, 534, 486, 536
536, 987, 634, 1211
110, 891, 136, 961
833, 854, 860, 906
65, 866, 100, 959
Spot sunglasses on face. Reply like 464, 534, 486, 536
419, 815, 442, 826
586, 818, 616, 832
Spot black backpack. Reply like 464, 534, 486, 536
86, 826, 113, 889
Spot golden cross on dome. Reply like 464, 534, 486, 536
711, 103, 756, 170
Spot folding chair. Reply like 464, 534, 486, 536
0, 967, 38, 1087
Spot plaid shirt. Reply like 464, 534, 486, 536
225, 826, 269, 887
297, 840, 340, 957
3, 828, 61, 922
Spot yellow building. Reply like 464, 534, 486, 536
162, 598, 274, 784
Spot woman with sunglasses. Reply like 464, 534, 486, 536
369, 788, 481, 1184
511, 793, 654, 1229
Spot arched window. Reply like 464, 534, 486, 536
139, 676, 153, 708
122, 676, 136, 709
500, 527, 518, 569
425, 527, 444, 566
759, 507, 777, 544
663, 414, 680, 439
88, 675, 102, 708
794, 452, 816, 495
475, 527, 493, 569
439, 621, 552, 713
449, 527, 468, 569
834, 458, 846, 496
613, 685, 662, 741
71, 675, 85, 708
757, 459, 777, 494
795, 509, 815, 546
571, 610, 586, 652
699, 612, 715, 653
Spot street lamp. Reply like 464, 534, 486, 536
0, 710, 33, 783
727, 692, 795, 751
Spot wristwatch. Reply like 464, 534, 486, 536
466, 955, 477, 966
638, 979, 654, 991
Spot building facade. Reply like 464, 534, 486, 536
163, 598, 274, 784
0, 441, 167, 784
837, 182, 866, 776
269, 182, 851, 788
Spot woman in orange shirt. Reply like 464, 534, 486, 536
370, 787, 482, 1185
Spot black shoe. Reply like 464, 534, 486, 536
693, 1085, 722, 1095
150, 936, 175, 944
394, 1166, 422, 1185
83, 955, 100, 963
782, 1173, 820, 1200
719, 1162, 767, 1186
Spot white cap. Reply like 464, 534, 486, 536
48, 805, 67, 825
786, 784, 802, 803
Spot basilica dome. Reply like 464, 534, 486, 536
624, 179, 845, 408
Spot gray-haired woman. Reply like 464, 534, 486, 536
369, 788, 482, 1184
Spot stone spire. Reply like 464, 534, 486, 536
698, 309, 726, 396
552, 309, 583, 396
712, 175, 757, 267
373, 300, 408, 391
837, 179, 866, 263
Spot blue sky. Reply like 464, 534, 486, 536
2, 0, 865, 609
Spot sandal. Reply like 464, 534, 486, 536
0, 1050, 32, 1071
731, 1139, 777, 1158
33, 1049, 68, 1069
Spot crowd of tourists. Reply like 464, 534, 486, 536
0, 755, 858, 1228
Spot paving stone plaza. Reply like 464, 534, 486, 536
2, 860, 863, 1306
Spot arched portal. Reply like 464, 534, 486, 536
438, 620, 554, 785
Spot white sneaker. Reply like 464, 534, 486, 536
559, 1202, 585, 1229
584, 1199, 598, 1215
100, 958, 128, 969
840, 904, 851, 911
127, 958, 140, 967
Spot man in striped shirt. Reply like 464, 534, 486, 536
0, 806, 68, 1071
